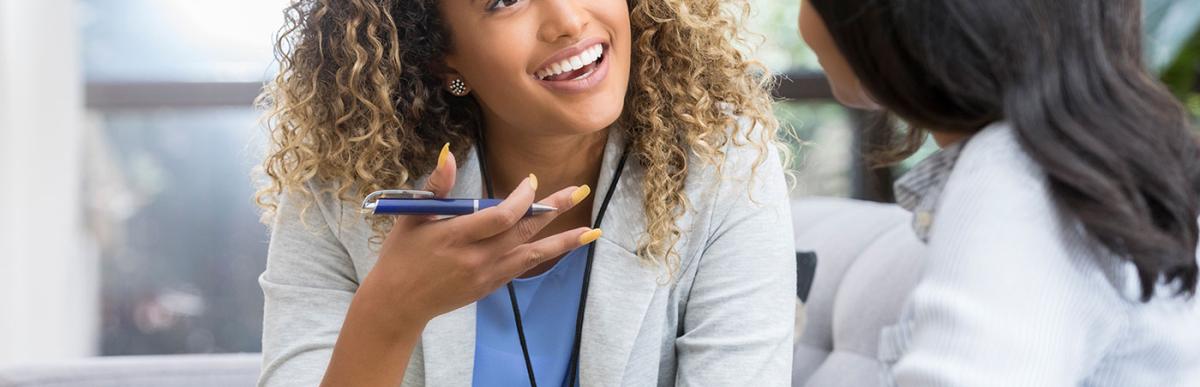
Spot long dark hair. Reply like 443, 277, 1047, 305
809, 0, 1200, 300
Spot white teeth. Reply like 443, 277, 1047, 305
538, 44, 604, 80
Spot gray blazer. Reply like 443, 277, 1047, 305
258, 128, 797, 386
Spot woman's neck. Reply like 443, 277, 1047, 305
479, 123, 609, 209
931, 130, 971, 148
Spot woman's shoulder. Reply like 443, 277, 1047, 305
931, 123, 1137, 301
928, 125, 1200, 359
269, 179, 346, 231
675, 117, 792, 250
682, 116, 788, 205
937, 123, 1052, 225
271, 178, 377, 256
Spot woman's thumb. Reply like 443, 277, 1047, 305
424, 143, 457, 198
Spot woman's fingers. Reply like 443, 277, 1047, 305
392, 143, 458, 232
496, 227, 601, 279
423, 143, 457, 198
481, 184, 589, 253
441, 175, 539, 242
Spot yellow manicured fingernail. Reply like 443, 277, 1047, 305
529, 173, 538, 191
579, 228, 602, 245
570, 185, 591, 205
437, 143, 450, 169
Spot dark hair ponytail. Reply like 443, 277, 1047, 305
810, 0, 1200, 300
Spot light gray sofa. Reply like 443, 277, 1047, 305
0, 198, 922, 387
791, 198, 925, 387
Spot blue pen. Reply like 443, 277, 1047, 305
361, 189, 556, 216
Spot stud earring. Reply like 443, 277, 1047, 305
448, 78, 469, 96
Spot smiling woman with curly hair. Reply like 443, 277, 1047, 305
255, 0, 795, 385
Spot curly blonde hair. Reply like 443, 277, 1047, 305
256, 0, 781, 268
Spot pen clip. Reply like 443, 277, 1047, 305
361, 189, 436, 213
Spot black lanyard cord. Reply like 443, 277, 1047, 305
474, 128, 628, 387
474, 129, 538, 387
565, 146, 628, 387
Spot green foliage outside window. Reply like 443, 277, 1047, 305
1146, 0, 1200, 123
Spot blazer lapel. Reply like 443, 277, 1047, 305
420, 147, 482, 387
580, 129, 659, 386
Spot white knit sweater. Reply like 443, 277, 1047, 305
881, 122, 1200, 386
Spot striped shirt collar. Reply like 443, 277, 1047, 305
893, 138, 970, 242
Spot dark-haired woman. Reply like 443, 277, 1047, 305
800, 0, 1200, 385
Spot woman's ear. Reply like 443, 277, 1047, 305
850, 79, 882, 110
435, 59, 471, 97
445, 75, 471, 97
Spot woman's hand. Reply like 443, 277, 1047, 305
322, 144, 597, 387
361, 143, 598, 332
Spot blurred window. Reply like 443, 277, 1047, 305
751, 0, 898, 200
81, 0, 285, 82
87, 109, 267, 354
81, 0, 285, 355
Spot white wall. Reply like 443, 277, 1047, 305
0, 0, 97, 364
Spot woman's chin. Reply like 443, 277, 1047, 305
569, 116, 620, 135
843, 100, 884, 111
558, 105, 624, 134
833, 87, 883, 111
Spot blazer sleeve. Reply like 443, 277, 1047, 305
257, 184, 360, 387
674, 142, 797, 386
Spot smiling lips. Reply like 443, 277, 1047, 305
536, 43, 605, 82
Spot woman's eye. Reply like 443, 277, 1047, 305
487, 0, 520, 12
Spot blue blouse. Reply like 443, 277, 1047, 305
472, 246, 588, 387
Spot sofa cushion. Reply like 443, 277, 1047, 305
790, 198, 925, 387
